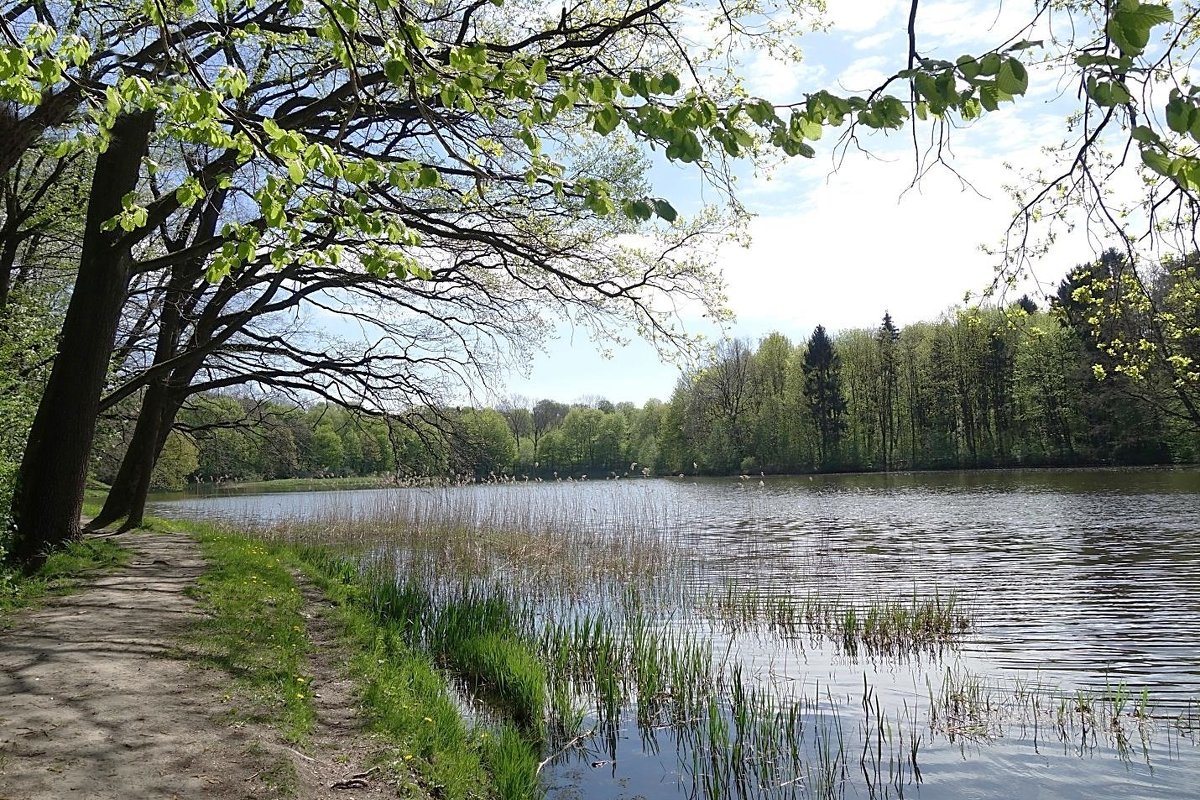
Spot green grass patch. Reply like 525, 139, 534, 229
296, 547, 535, 800
0, 537, 128, 619
186, 528, 315, 744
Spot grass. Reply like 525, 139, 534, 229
295, 546, 507, 799
0, 537, 128, 620
707, 584, 974, 656
106, 513, 518, 799
171, 475, 396, 496
184, 526, 316, 744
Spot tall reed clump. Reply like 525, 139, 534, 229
707, 584, 974, 657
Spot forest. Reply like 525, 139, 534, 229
89, 247, 1198, 491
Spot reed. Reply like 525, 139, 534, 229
707, 584, 974, 656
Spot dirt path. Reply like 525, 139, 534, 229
0, 532, 397, 800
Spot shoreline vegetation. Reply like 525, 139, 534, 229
152, 487, 1200, 798
174, 517, 533, 799
95, 302, 1200, 507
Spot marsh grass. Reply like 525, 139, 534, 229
233, 489, 1196, 799
922, 665, 1199, 763
707, 584, 973, 656
253, 487, 691, 603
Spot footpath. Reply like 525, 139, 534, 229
0, 532, 390, 799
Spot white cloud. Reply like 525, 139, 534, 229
744, 52, 827, 99
715, 113, 1093, 339
918, 0, 1049, 53
853, 30, 898, 51
837, 55, 891, 91
825, 0, 905, 34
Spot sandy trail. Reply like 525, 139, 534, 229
0, 531, 393, 800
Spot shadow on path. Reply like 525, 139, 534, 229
0, 533, 268, 800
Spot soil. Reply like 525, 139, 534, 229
0, 531, 403, 800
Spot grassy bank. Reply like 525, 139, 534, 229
154, 516, 515, 799
296, 548, 530, 799
184, 526, 316, 744
0, 537, 128, 620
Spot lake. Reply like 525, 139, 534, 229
151, 468, 1200, 799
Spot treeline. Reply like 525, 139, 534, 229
122, 250, 1200, 486
662, 251, 1199, 474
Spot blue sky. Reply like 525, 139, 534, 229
502, 0, 1098, 406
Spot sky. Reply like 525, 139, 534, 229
499, 0, 1100, 406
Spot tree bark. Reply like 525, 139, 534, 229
91, 383, 189, 531
8, 111, 154, 570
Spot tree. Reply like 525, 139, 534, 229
458, 409, 517, 478
801, 325, 846, 469
531, 399, 570, 460
148, 431, 199, 492
692, 339, 755, 471
497, 396, 533, 452
7, 0, 1069, 566
0, 150, 86, 308
876, 313, 901, 470
748, 333, 795, 471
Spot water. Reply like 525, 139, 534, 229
150, 468, 1200, 798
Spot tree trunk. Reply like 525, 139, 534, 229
8, 112, 154, 571
89, 383, 181, 531
91, 290, 185, 530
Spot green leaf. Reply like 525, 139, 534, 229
913, 72, 938, 102
652, 199, 677, 222
1166, 96, 1192, 133
622, 199, 653, 221
384, 59, 406, 84
1131, 125, 1159, 145
996, 58, 1028, 96
1141, 146, 1172, 176
746, 99, 776, 126
628, 71, 649, 98
658, 71, 681, 96
1006, 39, 1043, 52
287, 160, 305, 184
332, 1, 358, 28
1108, 3, 1173, 57
529, 58, 547, 84
592, 106, 620, 136
979, 84, 1003, 112
417, 167, 439, 188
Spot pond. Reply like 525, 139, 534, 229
151, 468, 1200, 799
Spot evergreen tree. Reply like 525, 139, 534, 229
802, 325, 847, 469
876, 312, 901, 469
